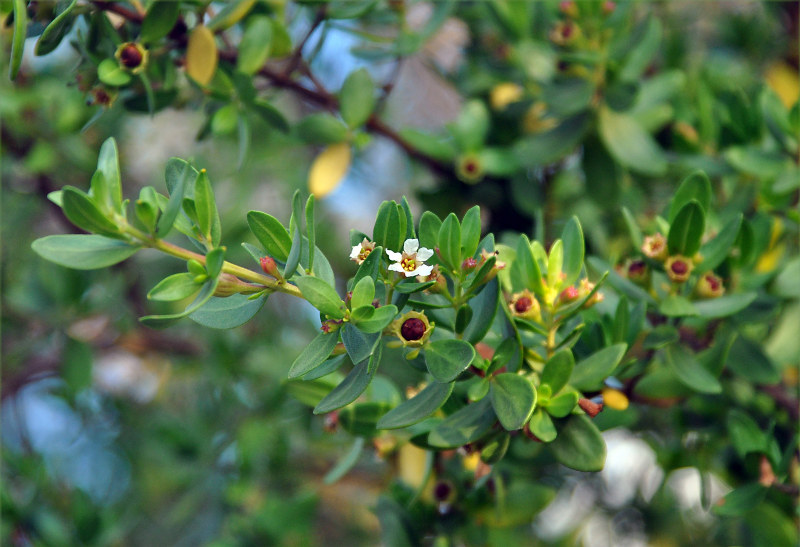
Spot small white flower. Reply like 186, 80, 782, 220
350, 238, 375, 265
387, 239, 434, 277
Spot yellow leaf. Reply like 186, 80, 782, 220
765, 62, 800, 109
308, 143, 351, 198
186, 26, 218, 86
601, 388, 629, 411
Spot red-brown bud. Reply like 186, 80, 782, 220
578, 398, 604, 417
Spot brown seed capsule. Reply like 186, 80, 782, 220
115, 42, 149, 74
401, 318, 426, 341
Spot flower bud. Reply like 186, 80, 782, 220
665, 255, 694, 283
259, 256, 283, 280
489, 82, 523, 110
558, 285, 580, 305
456, 153, 484, 185
578, 398, 604, 417
602, 1, 616, 15
695, 272, 725, 299
549, 21, 581, 46
559, 1, 579, 17
115, 42, 149, 74
625, 259, 650, 286
642, 233, 668, 261
578, 278, 603, 308
461, 257, 478, 272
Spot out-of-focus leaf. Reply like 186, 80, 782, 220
598, 106, 667, 176
32, 235, 139, 270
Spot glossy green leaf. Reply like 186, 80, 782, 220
293, 276, 346, 319
659, 294, 697, 317
250, 99, 289, 133
696, 214, 742, 273
463, 278, 499, 344
460, 205, 481, 259
669, 170, 712, 222
9, 0, 27, 79
189, 293, 268, 329
340, 68, 376, 128
424, 339, 476, 382
490, 373, 537, 430
148, 272, 201, 302
529, 408, 557, 442
619, 16, 662, 81
207, 0, 256, 31
140, 278, 219, 328
693, 292, 757, 318
373, 201, 405, 253
353, 245, 382, 285
314, 343, 382, 414
569, 344, 628, 391
32, 235, 139, 270
351, 305, 397, 333
351, 276, 375, 309
667, 201, 705, 256
377, 381, 454, 429
512, 234, 545, 296
288, 331, 341, 378
61, 186, 121, 237
547, 239, 564, 289
428, 398, 496, 448
418, 211, 442, 250
664, 345, 721, 394
302, 355, 346, 381
96, 138, 123, 213
140, 0, 179, 43
550, 414, 606, 471
598, 106, 667, 176
587, 256, 655, 304
295, 113, 349, 144
204, 247, 225, 279
561, 217, 584, 286
35, 0, 78, 55
284, 222, 302, 279
541, 349, 574, 394
713, 483, 767, 517
246, 211, 292, 262
341, 323, 381, 365
157, 158, 192, 238
237, 15, 272, 75
621, 207, 643, 249
194, 170, 221, 245
544, 391, 578, 418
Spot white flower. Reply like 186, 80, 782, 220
387, 239, 434, 277
350, 238, 376, 265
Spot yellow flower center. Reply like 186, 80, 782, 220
401, 255, 417, 272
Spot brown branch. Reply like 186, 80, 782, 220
282, 8, 327, 78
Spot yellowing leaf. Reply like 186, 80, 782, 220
601, 388, 629, 411
765, 62, 800, 109
186, 26, 218, 86
308, 143, 351, 197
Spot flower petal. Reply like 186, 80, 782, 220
350, 245, 361, 259
388, 263, 404, 273
403, 239, 420, 254
386, 249, 402, 262
413, 264, 434, 278
416, 247, 434, 261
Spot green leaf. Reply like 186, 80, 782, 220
237, 15, 272, 75
323, 438, 364, 485
517, 234, 546, 296
547, 239, 564, 289
373, 201, 404, 253
97, 58, 132, 87
664, 345, 721, 394
148, 273, 201, 302
550, 415, 606, 471
32, 235, 139, 270
341, 323, 381, 365
284, 222, 302, 279
204, 247, 225, 278
696, 214, 742, 273
250, 99, 289, 133
463, 278, 499, 344
514, 112, 592, 167
351, 276, 375, 309
189, 293, 268, 329
288, 331, 341, 378
772, 257, 800, 298
305, 194, 316, 273
295, 113, 349, 144
293, 276, 346, 319
206, 0, 256, 31
621, 207, 643, 249
35, 0, 78, 56
727, 409, 766, 458
659, 295, 698, 317
693, 292, 757, 318
398, 129, 457, 162
598, 106, 667, 176
544, 391, 578, 418
437, 213, 461, 270
669, 170, 712, 222
394, 279, 435, 294
529, 408, 557, 442
727, 336, 780, 384
351, 305, 397, 333
424, 339, 476, 382
302, 355, 346, 381
353, 245, 382, 286
246, 211, 293, 262
643, 325, 679, 349
314, 343, 382, 414
140, 278, 219, 328
96, 138, 123, 213
541, 349, 574, 394
450, 100, 489, 151
157, 159, 192, 238
587, 256, 655, 304
667, 200, 705, 256
561, 217, 584, 286
194, 169, 221, 245
61, 187, 121, 237
140, 0, 179, 43
428, 398, 496, 448
460, 205, 481, 259
377, 381, 454, 429
713, 483, 767, 517
418, 211, 442, 250
619, 16, 661, 82
490, 373, 537, 430
340, 68, 376, 128
9, 0, 27, 79
569, 344, 627, 391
